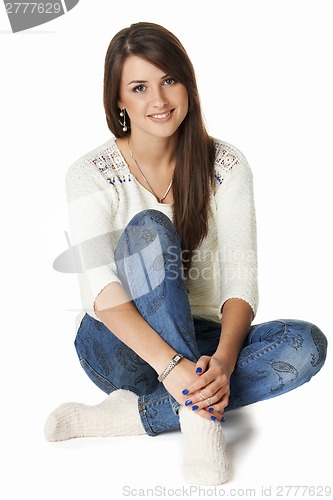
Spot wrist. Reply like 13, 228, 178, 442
157, 353, 184, 382
212, 351, 235, 377
149, 345, 179, 374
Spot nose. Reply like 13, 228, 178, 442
151, 86, 168, 109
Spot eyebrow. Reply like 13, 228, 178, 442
127, 80, 147, 86
127, 75, 170, 86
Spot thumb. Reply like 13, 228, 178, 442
195, 355, 211, 374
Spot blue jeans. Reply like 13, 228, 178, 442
74, 210, 327, 436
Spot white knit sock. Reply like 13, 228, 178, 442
44, 389, 145, 442
179, 406, 230, 485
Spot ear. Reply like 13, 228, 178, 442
117, 99, 123, 110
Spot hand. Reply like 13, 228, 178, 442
161, 357, 226, 422
179, 355, 231, 421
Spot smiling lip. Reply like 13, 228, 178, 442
148, 109, 174, 122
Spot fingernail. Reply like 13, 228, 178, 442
208, 407, 214, 412
222, 416, 226, 422
196, 367, 202, 373
192, 405, 199, 411
185, 400, 192, 406
210, 415, 217, 421
182, 389, 189, 395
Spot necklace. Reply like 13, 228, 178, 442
128, 138, 173, 203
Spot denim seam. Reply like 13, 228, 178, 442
237, 321, 289, 366
172, 400, 181, 415
138, 401, 155, 436
143, 393, 171, 407
138, 393, 172, 437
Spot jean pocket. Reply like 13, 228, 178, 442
79, 358, 118, 394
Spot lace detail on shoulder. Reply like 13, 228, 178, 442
214, 141, 242, 186
85, 140, 130, 185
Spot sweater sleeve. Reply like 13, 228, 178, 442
65, 157, 122, 313
215, 154, 259, 318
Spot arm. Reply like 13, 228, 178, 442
180, 298, 253, 415
94, 282, 177, 375
214, 297, 253, 376
95, 282, 217, 418
65, 159, 123, 308
181, 151, 258, 417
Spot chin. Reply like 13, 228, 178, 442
150, 125, 181, 139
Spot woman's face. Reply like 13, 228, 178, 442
117, 55, 189, 140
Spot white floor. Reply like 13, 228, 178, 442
3, 340, 331, 500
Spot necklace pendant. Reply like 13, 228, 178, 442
128, 138, 173, 204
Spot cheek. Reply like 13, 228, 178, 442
123, 95, 145, 114
180, 94, 189, 116
178, 87, 189, 110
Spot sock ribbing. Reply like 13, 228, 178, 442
44, 389, 145, 442
179, 406, 230, 485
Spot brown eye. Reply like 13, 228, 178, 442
133, 84, 146, 93
163, 78, 176, 86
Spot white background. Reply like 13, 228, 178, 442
1, 1, 332, 498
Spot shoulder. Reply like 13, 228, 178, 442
65, 136, 129, 201
212, 138, 252, 186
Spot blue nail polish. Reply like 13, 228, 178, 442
222, 417, 226, 422
208, 407, 214, 412
196, 367, 202, 373
192, 405, 199, 411
185, 400, 192, 406
210, 415, 217, 421
182, 389, 189, 395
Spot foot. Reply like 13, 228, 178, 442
179, 406, 230, 485
44, 389, 145, 442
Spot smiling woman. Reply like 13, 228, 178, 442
118, 56, 188, 137
44, 22, 327, 486
116, 56, 189, 204
102, 22, 216, 249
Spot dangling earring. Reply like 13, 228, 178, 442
119, 109, 128, 132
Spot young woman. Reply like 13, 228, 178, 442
44, 22, 327, 485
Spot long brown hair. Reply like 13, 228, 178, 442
103, 22, 215, 276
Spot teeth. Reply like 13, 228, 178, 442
150, 111, 171, 119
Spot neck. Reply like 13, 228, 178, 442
128, 133, 177, 172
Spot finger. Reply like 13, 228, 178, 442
183, 372, 215, 395
206, 409, 226, 422
205, 409, 225, 422
191, 407, 224, 423
184, 369, 229, 396
192, 384, 230, 412
185, 375, 228, 401
185, 387, 225, 412
206, 394, 229, 418
195, 355, 211, 375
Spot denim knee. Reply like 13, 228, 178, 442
304, 321, 327, 370
228, 319, 327, 411
284, 319, 327, 381
123, 209, 179, 248
127, 209, 175, 233
114, 209, 181, 270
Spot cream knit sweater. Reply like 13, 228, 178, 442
65, 136, 258, 324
